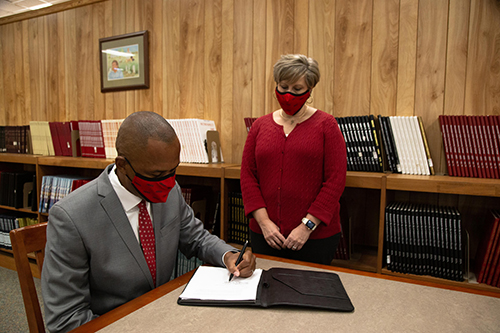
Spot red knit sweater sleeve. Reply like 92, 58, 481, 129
306, 116, 347, 225
240, 116, 268, 217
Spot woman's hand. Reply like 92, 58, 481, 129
283, 223, 312, 251
259, 218, 286, 250
253, 208, 286, 250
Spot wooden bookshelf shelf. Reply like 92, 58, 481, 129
177, 163, 235, 178
0, 205, 37, 214
0, 153, 38, 164
37, 156, 114, 169
386, 173, 500, 197
224, 166, 241, 179
346, 171, 384, 189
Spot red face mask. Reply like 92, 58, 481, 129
275, 87, 311, 115
125, 158, 176, 203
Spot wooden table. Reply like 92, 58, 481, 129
71, 254, 500, 333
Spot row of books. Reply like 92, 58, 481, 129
385, 202, 464, 282
0, 125, 31, 154
0, 171, 36, 210
0, 213, 38, 250
474, 210, 500, 287
39, 175, 91, 213
439, 115, 500, 179
6, 118, 223, 164
169, 119, 223, 164
29, 120, 120, 159
227, 192, 250, 245
336, 116, 383, 172
378, 116, 433, 175
244, 115, 433, 175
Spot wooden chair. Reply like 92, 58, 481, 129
10, 222, 48, 333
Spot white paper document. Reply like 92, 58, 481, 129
179, 266, 263, 301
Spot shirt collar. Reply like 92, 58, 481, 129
109, 164, 143, 212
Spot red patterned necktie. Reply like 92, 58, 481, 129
138, 200, 156, 286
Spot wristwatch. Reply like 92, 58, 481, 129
301, 218, 317, 231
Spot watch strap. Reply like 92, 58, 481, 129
301, 217, 317, 231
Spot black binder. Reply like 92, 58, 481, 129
178, 267, 355, 312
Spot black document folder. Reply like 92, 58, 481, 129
178, 267, 354, 312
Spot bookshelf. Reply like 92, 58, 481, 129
1, 154, 499, 294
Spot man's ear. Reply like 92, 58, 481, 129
115, 156, 127, 172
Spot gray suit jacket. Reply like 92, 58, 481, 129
42, 164, 235, 332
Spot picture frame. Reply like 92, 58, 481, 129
99, 30, 149, 93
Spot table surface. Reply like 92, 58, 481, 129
71, 255, 500, 333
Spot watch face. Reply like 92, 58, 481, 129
306, 220, 315, 230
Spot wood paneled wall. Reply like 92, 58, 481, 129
1, 0, 499, 170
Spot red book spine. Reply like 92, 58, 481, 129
475, 211, 500, 283
451, 116, 466, 177
59, 122, 73, 156
479, 116, 493, 178
470, 116, 485, 178
486, 211, 500, 285
459, 116, 476, 177
439, 116, 454, 176
49, 122, 63, 156
487, 116, 500, 179
480, 116, 494, 178
483, 116, 499, 179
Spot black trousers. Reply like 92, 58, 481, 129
250, 230, 341, 265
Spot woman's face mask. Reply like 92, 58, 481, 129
275, 87, 310, 116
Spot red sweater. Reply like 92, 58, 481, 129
240, 110, 347, 239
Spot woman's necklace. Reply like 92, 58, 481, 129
280, 107, 308, 125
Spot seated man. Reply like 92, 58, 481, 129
42, 111, 256, 332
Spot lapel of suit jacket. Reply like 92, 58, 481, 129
97, 164, 155, 288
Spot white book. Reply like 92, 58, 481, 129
42, 121, 55, 156
168, 119, 189, 163
166, 118, 223, 163
410, 116, 430, 175
400, 116, 419, 175
101, 119, 124, 159
29, 121, 41, 155
390, 117, 410, 174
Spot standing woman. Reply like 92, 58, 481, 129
240, 54, 347, 265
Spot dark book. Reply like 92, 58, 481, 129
49, 122, 63, 156
227, 192, 249, 245
368, 115, 384, 172
12, 171, 35, 209
0, 126, 6, 152
385, 202, 394, 271
5, 126, 21, 154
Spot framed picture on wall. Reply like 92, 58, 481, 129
99, 30, 149, 93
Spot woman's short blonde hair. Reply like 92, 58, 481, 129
273, 54, 320, 89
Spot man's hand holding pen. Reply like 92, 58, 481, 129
223, 241, 256, 280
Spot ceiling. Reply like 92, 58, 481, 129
0, 0, 71, 19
